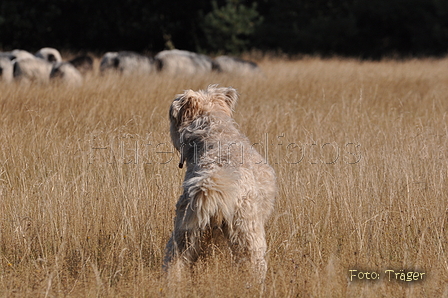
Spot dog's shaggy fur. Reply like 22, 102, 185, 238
164, 85, 276, 279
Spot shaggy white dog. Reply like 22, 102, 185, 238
164, 85, 276, 280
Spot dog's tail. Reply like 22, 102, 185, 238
183, 168, 239, 230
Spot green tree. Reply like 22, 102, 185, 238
202, 0, 263, 54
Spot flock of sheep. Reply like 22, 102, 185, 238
0, 48, 260, 86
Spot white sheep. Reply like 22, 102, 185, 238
99, 52, 118, 73
11, 49, 35, 61
213, 55, 261, 75
0, 57, 14, 83
50, 62, 83, 86
100, 51, 155, 75
35, 47, 62, 63
154, 49, 217, 75
13, 57, 53, 84
0, 52, 14, 60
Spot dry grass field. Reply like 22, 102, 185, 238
1, 56, 448, 297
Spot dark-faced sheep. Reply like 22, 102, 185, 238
50, 62, 83, 86
35, 47, 62, 63
69, 55, 94, 75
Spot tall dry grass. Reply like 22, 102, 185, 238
1, 57, 448, 297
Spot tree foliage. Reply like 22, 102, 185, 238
202, 0, 263, 54
0, 0, 447, 58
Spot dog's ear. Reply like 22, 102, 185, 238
223, 87, 238, 111
176, 90, 203, 124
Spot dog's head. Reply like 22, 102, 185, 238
169, 85, 238, 153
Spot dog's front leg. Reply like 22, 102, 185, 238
164, 195, 201, 271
